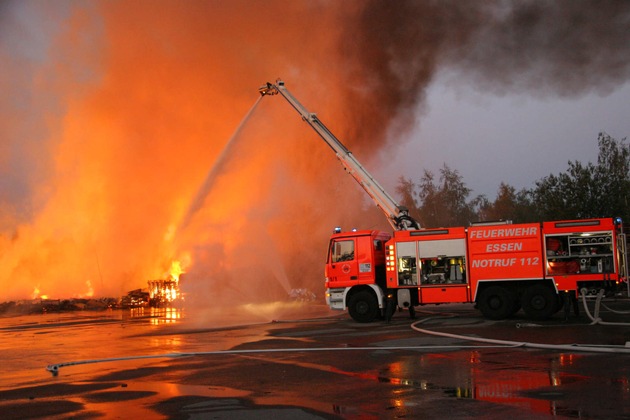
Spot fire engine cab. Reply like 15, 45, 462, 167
259, 80, 628, 322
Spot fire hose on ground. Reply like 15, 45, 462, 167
410, 317, 630, 354
580, 287, 630, 326
412, 289, 630, 351
46, 295, 630, 377
46, 343, 519, 377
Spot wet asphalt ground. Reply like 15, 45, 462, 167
1, 299, 630, 419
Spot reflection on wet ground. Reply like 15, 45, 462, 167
1, 301, 630, 418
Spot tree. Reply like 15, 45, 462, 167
395, 133, 628, 226
395, 176, 421, 221
513, 188, 538, 223
593, 132, 630, 220
474, 183, 533, 223
415, 164, 480, 227
484, 183, 517, 221
532, 133, 629, 221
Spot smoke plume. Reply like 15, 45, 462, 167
1, 1, 628, 309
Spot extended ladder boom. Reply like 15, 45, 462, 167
259, 80, 420, 231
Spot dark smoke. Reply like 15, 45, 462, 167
338, 0, 630, 153
457, 1, 630, 97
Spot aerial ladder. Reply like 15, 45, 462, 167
259, 80, 420, 231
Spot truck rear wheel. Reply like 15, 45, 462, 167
521, 284, 557, 320
477, 286, 515, 320
348, 290, 378, 323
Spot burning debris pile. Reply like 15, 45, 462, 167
119, 289, 150, 308
148, 278, 182, 307
0, 261, 188, 313
147, 261, 184, 308
120, 261, 185, 308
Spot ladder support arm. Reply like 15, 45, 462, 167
259, 80, 420, 231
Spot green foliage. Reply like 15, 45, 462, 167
395, 175, 420, 217
477, 183, 537, 223
401, 164, 481, 227
532, 133, 629, 221
397, 133, 629, 226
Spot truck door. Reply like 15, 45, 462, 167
328, 238, 359, 284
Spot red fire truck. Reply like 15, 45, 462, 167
259, 80, 628, 322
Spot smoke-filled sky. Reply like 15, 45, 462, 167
1, 0, 629, 302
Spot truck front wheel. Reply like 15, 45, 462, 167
522, 284, 557, 320
477, 286, 515, 320
348, 290, 378, 323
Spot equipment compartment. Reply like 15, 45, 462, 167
545, 233, 614, 275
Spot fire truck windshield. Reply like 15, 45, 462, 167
332, 240, 355, 263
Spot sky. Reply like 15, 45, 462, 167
0, 0, 629, 303
379, 78, 630, 198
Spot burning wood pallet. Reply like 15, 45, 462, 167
148, 279, 182, 307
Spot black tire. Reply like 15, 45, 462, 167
521, 284, 557, 320
348, 290, 379, 323
477, 286, 516, 320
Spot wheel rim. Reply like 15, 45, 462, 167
356, 301, 369, 314
530, 295, 547, 310
489, 296, 502, 310
522, 285, 556, 320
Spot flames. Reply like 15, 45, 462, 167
168, 260, 185, 283
31, 287, 47, 301
31, 281, 95, 301
148, 259, 188, 305
1, 1, 356, 302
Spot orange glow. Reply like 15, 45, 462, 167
168, 260, 185, 283
0, 2, 389, 310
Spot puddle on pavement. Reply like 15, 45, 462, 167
76, 380, 252, 418
2, 307, 629, 418
362, 351, 617, 417
240, 346, 607, 418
